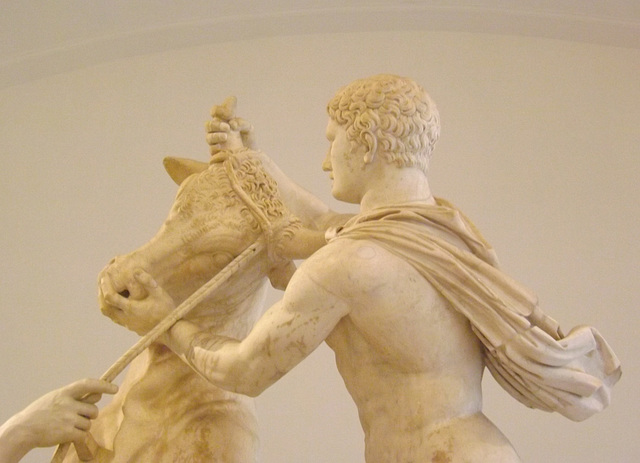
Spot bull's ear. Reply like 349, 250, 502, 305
163, 157, 209, 185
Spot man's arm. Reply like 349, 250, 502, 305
163, 259, 351, 396
205, 97, 353, 232
0, 379, 117, 463
252, 150, 354, 231
101, 240, 383, 396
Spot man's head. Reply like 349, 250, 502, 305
326, 74, 440, 173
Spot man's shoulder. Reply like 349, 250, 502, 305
298, 237, 413, 295
306, 237, 391, 267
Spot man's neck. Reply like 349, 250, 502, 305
360, 165, 435, 213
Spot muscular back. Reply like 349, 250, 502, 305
300, 238, 520, 462
313, 238, 483, 414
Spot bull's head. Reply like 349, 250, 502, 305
99, 150, 296, 336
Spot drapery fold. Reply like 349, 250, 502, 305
331, 198, 621, 421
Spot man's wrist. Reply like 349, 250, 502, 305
0, 416, 35, 463
166, 320, 201, 356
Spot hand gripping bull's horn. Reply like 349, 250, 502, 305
51, 239, 266, 463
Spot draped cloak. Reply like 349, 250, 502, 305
329, 198, 621, 422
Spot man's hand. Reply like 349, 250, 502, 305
0, 379, 117, 460
99, 270, 176, 336
205, 96, 256, 156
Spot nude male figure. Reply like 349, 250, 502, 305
101, 74, 618, 462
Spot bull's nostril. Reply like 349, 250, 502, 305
119, 289, 130, 298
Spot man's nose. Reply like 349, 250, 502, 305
322, 149, 332, 172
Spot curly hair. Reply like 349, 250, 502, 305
174, 149, 298, 237
326, 74, 440, 173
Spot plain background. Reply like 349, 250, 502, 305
1, 29, 638, 462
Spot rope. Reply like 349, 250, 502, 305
51, 152, 274, 462
224, 157, 274, 236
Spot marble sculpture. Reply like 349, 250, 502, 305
65, 75, 620, 462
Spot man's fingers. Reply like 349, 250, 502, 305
234, 118, 253, 134
133, 268, 159, 293
81, 392, 102, 404
210, 96, 237, 120
75, 402, 100, 421
99, 273, 126, 308
206, 132, 228, 145
74, 414, 92, 432
68, 428, 87, 444
66, 379, 118, 400
205, 119, 230, 133
103, 290, 128, 311
209, 144, 225, 156
100, 303, 128, 328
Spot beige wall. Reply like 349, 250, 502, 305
1, 30, 637, 462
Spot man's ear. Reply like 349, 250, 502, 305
363, 150, 376, 164
362, 133, 377, 164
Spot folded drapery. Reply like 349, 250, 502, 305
331, 198, 621, 421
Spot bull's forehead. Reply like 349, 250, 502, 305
172, 166, 234, 215
164, 167, 257, 250
170, 156, 290, 230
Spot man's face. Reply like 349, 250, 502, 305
323, 119, 368, 204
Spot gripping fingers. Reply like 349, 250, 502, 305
101, 304, 128, 328
207, 97, 256, 152
132, 269, 158, 293
102, 288, 129, 311
206, 132, 228, 146
205, 119, 231, 134
82, 393, 102, 404
66, 378, 118, 399
206, 120, 231, 154
74, 414, 92, 432
75, 402, 100, 421
233, 117, 253, 133
99, 276, 129, 327
100, 272, 135, 310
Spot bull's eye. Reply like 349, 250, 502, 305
119, 289, 131, 298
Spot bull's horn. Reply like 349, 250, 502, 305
163, 157, 208, 185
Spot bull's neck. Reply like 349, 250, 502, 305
186, 275, 269, 339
